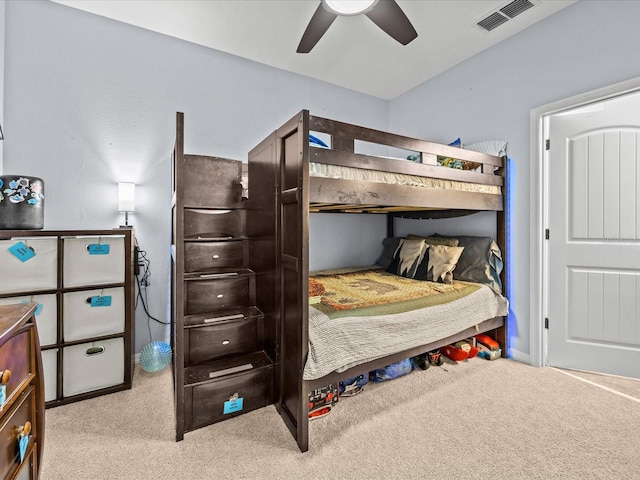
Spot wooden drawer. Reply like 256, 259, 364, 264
185, 316, 258, 366
62, 287, 125, 341
0, 329, 33, 409
184, 241, 244, 272
183, 209, 243, 240
0, 237, 57, 294
185, 355, 273, 431
0, 387, 36, 480
185, 275, 253, 315
13, 445, 35, 480
182, 156, 242, 207
62, 236, 125, 287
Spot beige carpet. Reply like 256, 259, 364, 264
41, 358, 640, 480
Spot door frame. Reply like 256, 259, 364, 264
530, 76, 640, 368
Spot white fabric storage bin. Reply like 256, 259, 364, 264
62, 287, 125, 341
0, 237, 58, 294
0, 294, 57, 346
63, 338, 124, 396
62, 235, 125, 287
42, 349, 58, 402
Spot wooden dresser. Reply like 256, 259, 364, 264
0, 303, 44, 480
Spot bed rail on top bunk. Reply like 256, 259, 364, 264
307, 114, 505, 213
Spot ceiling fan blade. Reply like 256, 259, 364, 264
365, 0, 417, 46
297, 3, 338, 53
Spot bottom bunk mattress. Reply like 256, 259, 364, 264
304, 266, 508, 380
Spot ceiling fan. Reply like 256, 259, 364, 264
297, 0, 418, 53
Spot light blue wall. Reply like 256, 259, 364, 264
5, 0, 639, 359
389, 0, 640, 359
2, 0, 388, 352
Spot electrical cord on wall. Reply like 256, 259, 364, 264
135, 247, 170, 344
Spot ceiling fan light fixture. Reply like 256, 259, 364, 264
322, 0, 378, 16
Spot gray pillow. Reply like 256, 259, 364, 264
406, 234, 459, 247
375, 237, 404, 269
433, 234, 503, 293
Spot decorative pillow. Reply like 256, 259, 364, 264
421, 244, 464, 284
432, 234, 504, 293
386, 239, 426, 279
387, 239, 464, 284
375, 236, 404, 269
406, 234, 459, 247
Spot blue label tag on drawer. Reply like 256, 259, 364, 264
90, 296, 112, 307
88, 244, 110, 255
0, 385, 5, 407
8, 242, 36, 262
18, 435, 29, 463
223, 397, 244, 414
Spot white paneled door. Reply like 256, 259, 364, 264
547, 93, 640, 379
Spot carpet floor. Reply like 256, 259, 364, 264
41, 358, 640, 480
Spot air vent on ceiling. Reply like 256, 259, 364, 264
477, 0, 535, 32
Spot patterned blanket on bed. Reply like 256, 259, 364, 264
310, 269, 480, 319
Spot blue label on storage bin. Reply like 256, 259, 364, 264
90, 296, 112, 307
223, 397, 243, 414
8, 242, 35, 262
88, 244, 110, 255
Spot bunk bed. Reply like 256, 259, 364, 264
245, 110, 508, 453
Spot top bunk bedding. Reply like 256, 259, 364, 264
246, 110, 506, 213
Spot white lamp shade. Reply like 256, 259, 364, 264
118, 182, 135, 213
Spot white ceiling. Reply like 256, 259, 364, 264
52, 0, 576, 100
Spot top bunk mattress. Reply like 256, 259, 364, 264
309, 162, 501, 195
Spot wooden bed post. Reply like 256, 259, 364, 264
276, 110, 311, 452
496, 156, 508, 355
172, 112, 186, 441
386, 213, 395, 238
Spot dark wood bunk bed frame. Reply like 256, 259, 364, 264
246, 110, 507, 453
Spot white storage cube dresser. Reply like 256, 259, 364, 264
0, 236, 58, 294
63, 236, 125, 287
0, 229, 134, 407
63, 287, 125, 341
63, 338, 125, 396
0, 293, 57, 345
41, 349, 58, 402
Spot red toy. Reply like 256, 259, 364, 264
475, 334, 502, 360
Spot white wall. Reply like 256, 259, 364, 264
3, 0, 388, 352
389, 0, 640, 360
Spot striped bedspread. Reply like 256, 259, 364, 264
303, 268, 508, 380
